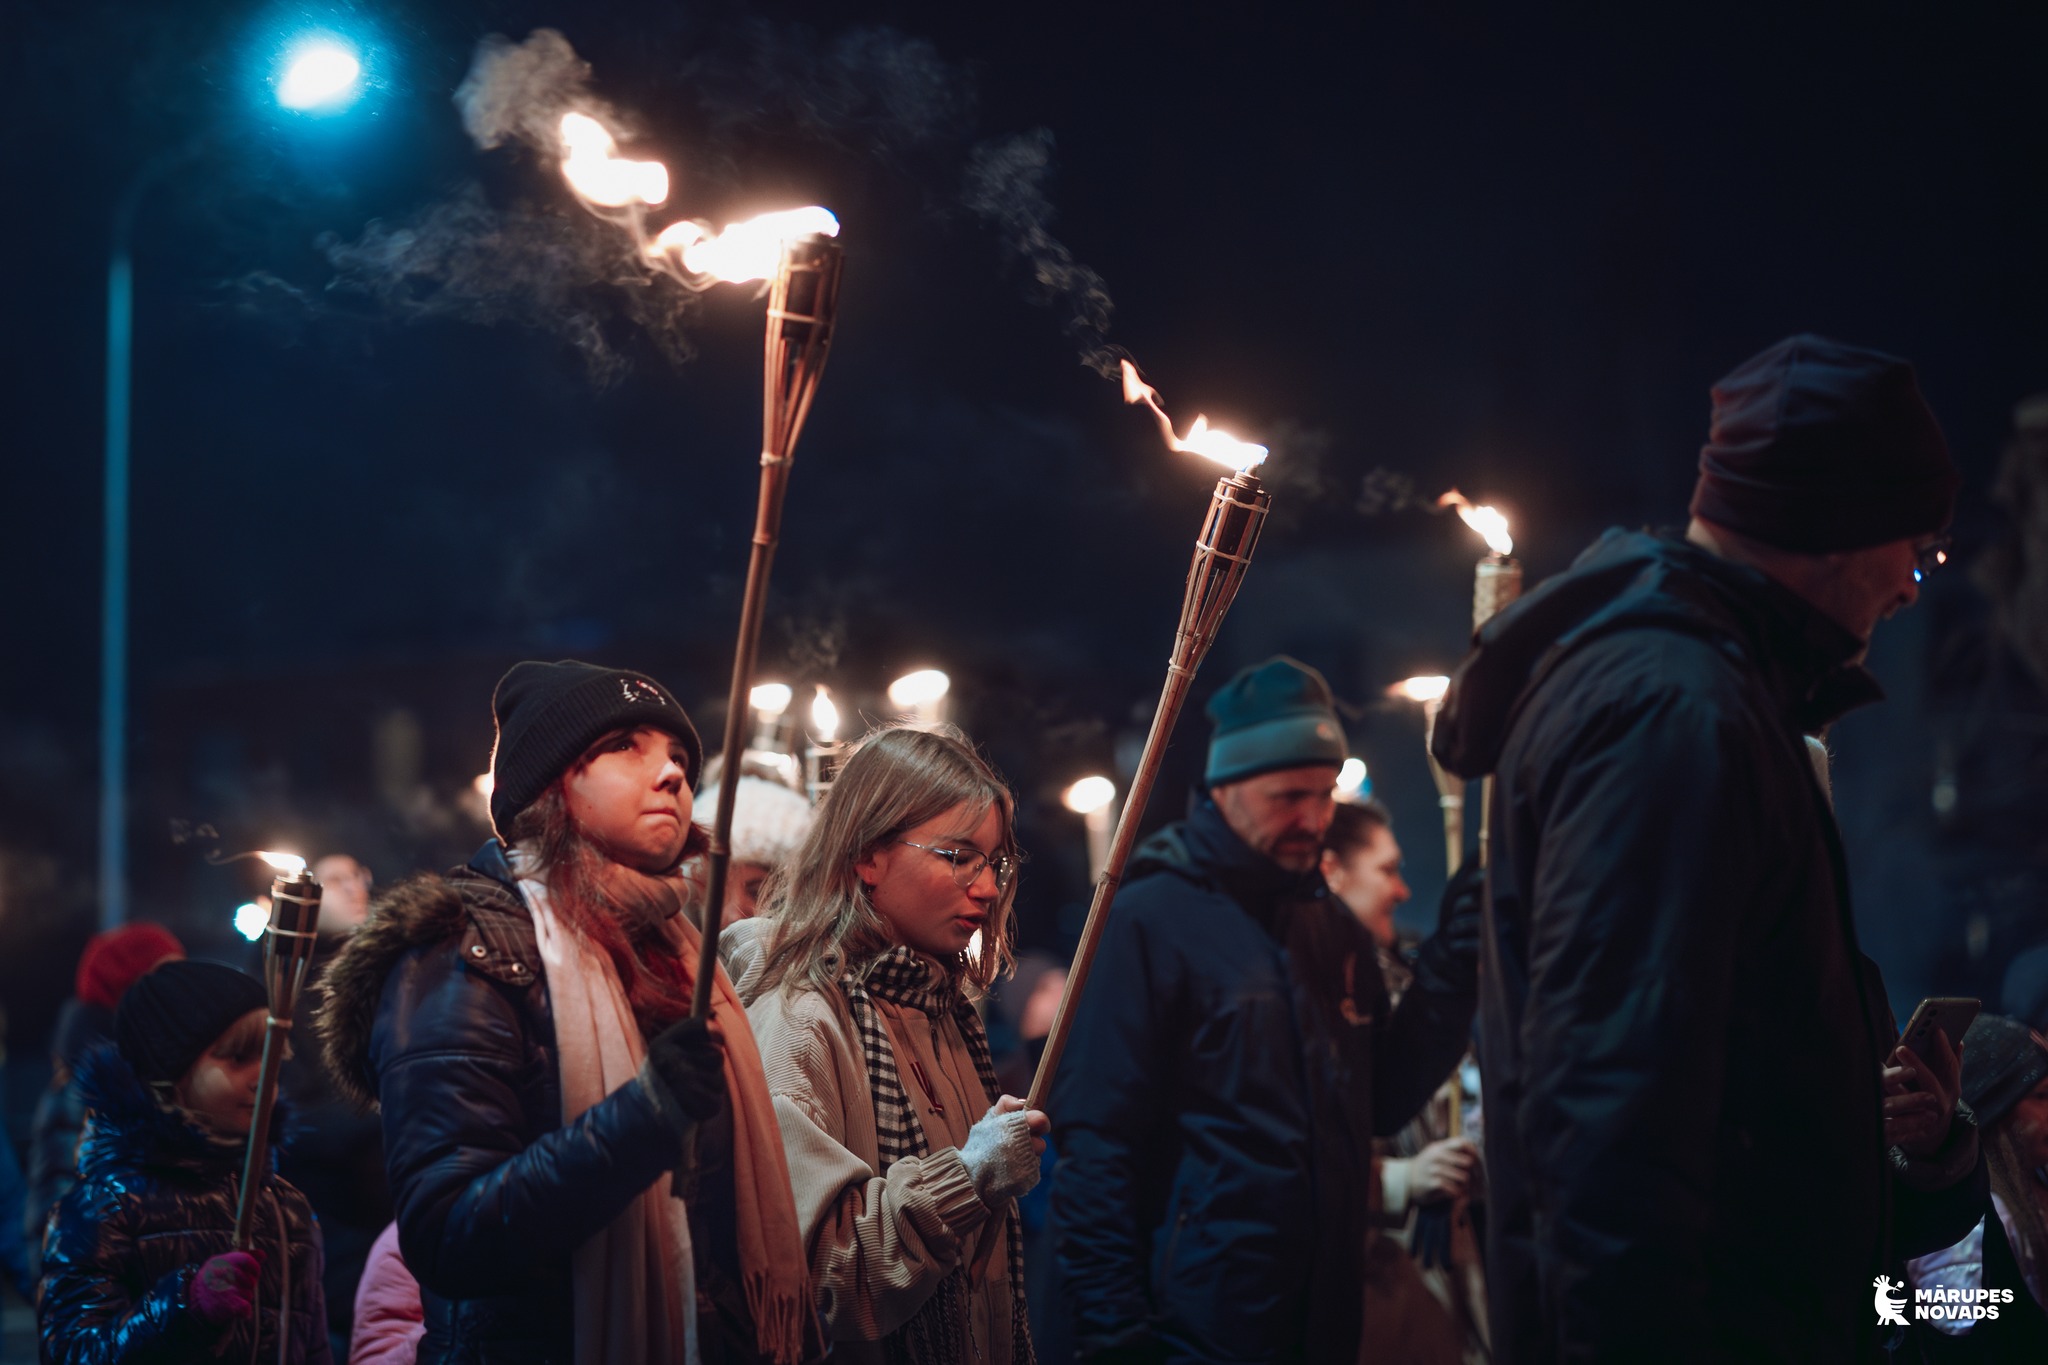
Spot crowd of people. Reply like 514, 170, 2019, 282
10, 333, 2048, 1363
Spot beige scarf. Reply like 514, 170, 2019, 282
525, 872, 700, 1365
520, 864, 816, 1365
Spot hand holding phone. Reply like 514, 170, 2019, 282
1885, 997, 1975, 1158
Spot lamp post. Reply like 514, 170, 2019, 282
97, 38, 366, 928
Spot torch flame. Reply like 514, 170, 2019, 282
1438, 490, 1513, 557
1389, 676, 1451, 703
750, 682, 794, 717
1119, 359, 1267, 473
258, 851, 307, 875
558, 111, 669, 209
810, 685, 840, 742
651, 206, 840, 283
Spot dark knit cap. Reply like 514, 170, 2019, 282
1204, 656, 1347, 788
75, 921, 185, 1011
489, 660, 703, 837
1690, 334, 1957, 553
115, 960, 269, 1085
1959, 1013, 2048, 1129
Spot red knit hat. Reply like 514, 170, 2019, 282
75, 922, 185, 1011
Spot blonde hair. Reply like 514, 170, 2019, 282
754, 725, 1021, 1001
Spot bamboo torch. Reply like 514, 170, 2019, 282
1438, 492, 1520, 865
1027, 362, 1272, 1111
1388, 675, 1459, 874
233, 853, 322, 1249
691, 235, 845, 1017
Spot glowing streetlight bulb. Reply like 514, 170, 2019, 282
276, 38, 363, 111
750, 682, 794, 717
888, 670, 951, 710
257, 851, 307, 875
1336, 757, 1369, 799
234, 902, 270, 942
1063, 776, 1117, 815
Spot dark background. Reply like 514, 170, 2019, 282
4, 0, 2047, 1100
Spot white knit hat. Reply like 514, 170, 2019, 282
699, 776, 816, 868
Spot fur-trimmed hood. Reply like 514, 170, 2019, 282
315, 841, 540, 1110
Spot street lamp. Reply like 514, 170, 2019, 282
1062, 775, 1118, 885
98, 34, 371, 928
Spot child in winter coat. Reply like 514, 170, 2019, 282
39, 959, 330, 1364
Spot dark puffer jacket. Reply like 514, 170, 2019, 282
316, 841, 692, 1365
1433, 528, 1985, 1363
38, 1043, 330, 1365
1051, 797, 1477, 1363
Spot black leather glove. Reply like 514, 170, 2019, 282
1412, 863, 1485, 992
643, 1017, 727, 1126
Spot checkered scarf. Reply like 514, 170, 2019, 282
840, 946, 1035, 1365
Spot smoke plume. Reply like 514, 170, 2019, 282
963, 130, 1121, 378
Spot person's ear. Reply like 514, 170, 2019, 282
854, 847, 887, 890
1318, 847, 1340, 881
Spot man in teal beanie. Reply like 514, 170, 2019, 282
1052, 655, 1483, 1363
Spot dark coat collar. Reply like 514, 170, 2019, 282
73, 1042, 253, 1180
1130, 797, 1327, 935
1436, 527, 1883, 778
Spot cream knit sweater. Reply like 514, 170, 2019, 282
725, 919, 1018, 1365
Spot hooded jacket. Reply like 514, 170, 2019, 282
1432, 528, 1985, 1363
1050, 797, 1476, 1363
316, 842, 694, 1365
38, 1043, 330, 1365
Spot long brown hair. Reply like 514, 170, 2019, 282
753, 725, 1021, 1002
505, 780, 711, 1038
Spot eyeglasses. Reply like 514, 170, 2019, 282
898, 840, 1015, 891
1913, 534, 1952, 583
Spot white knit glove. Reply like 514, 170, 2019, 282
959, 1105, 1042, 1206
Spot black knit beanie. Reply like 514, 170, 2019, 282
1690, 334, 1958, 553
489, 660, 703, 838
1959, 1013, 2048, 1129
115, 960, 269, 1085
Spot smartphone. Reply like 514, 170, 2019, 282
1898, 996, 1980, 1060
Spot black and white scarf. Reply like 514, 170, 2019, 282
839, 946, 1035, 1365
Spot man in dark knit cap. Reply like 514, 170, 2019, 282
1432, 334, 1986, 1362
1053, 656, 1482, 1363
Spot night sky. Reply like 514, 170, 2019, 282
5, 1, 2047, 1056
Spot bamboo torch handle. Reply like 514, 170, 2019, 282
1026, 660, 1197, 1111
692, 458, 789, 1018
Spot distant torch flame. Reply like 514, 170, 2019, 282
1120, 360, 1267, 473
1389, 676, 1450, 703
750, 682, 794, 717
558, 112, 668, 209
258, 851, 307, 875
651, 206, 840, 283
1438, 490, 1513, 557
811, 686, 840, 742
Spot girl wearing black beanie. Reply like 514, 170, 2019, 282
317, 660, 822, 1365
38, 960, 332, 1363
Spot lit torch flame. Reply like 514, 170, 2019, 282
1120, 359, 1267, 473
558, 112, 669, 209
651, 206, 841, 283
1438, 490, 1513, 557
1389, 676, 1450, 703
257, 851, 307, 875
554, 112, 835, 282
810, 685, 840, 742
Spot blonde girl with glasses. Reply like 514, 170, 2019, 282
725, 725, 1045, 1365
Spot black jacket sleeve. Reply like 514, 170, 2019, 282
1050, 896, 1177, 1361
1370, 876, 1481, 1136
38, 1187, 212, 1365
374, 943, 686, 1299
1512, 687, 1771, 1358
